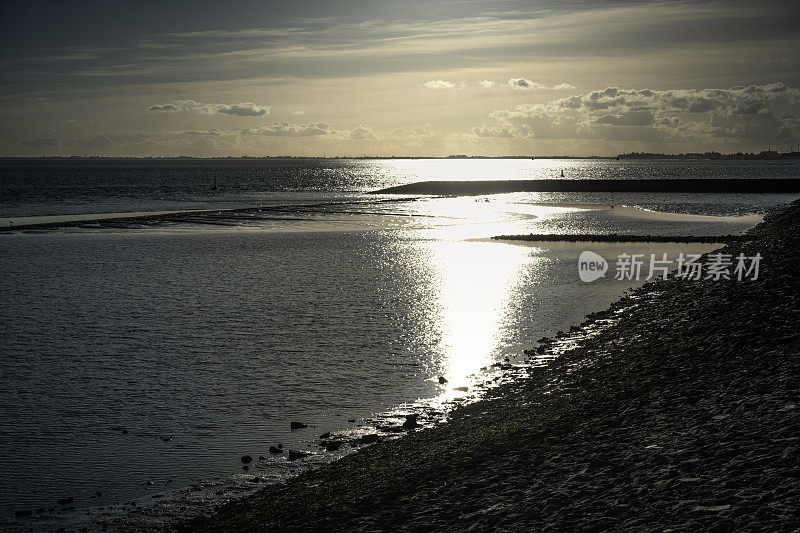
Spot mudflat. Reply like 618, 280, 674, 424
181, 200, 800, 532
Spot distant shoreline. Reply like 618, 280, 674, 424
374, 178, 800, 195
2, 154, 800, 162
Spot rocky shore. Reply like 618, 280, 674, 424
180, 200, 800, 532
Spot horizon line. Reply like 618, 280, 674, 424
2, 150, 799, 161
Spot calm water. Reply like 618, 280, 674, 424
1, 157, 799, 218
0, 159, 798, 530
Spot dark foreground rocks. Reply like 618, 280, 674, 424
179, 200, 800, 532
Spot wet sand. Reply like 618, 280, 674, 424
180, 200, 800, 532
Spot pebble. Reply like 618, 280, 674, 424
360, 434, 380, 445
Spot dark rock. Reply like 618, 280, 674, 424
121, 429, 128, 434
360, 434, 380, 445
321, 440, 342, 451
269, 446, 283, 454
241, 455, 253, 464
438, 376, 448, 384
258, 455, 266, 461
319, 432, 331, 439
348, 419, 356, 423
402, 414, 419, 430
288, 450, 310, 460
248, 477, 262, 483
15, 509, 32, 518
57, 497, 74, 506
290, 421, 308, 430
242, 465, 249, 471
161, 435, 173, 442
453, 386, 469, 392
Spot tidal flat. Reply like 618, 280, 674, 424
182, 200, 800, 532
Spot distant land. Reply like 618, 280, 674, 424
374, 178, 800, 195
1, 151, 799, 161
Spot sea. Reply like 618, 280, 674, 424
1, 158, 798, 530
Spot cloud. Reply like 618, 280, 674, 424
216, 102, 271, 116
183, 129, 223, 136
473, 125, 514, 138
507, 79, 575, 90
149, 100, 270, 116
483, 82, 800, 145
424, 80, 456, 90
72, 133, 114, 151
409, 124, 441, 137
241, 122, 335, 136
478, 80, 496, 88
594, 109, 654, 126
21, 137, 60, 147
508, 78, 547, 90
3, 1, 797, 108
349, 126, 379, 140
149, 103, 181, 112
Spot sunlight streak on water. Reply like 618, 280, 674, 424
428, 242, 531, 391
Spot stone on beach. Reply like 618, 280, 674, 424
320, 440, 342, 451
290, 422, 308, 430
288, 450, 309, 460
402, 414, 419, 430
241, 455, 253, 464
359, 434, 380, 445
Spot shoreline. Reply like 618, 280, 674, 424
180, 199, 800, 531
373, 178, 800, 195
491, 233, 743, 243
0, 198, 421, 231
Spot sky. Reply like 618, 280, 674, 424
1, 0, 799, 157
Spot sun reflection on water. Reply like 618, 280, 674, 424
426, 240, 533, 396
